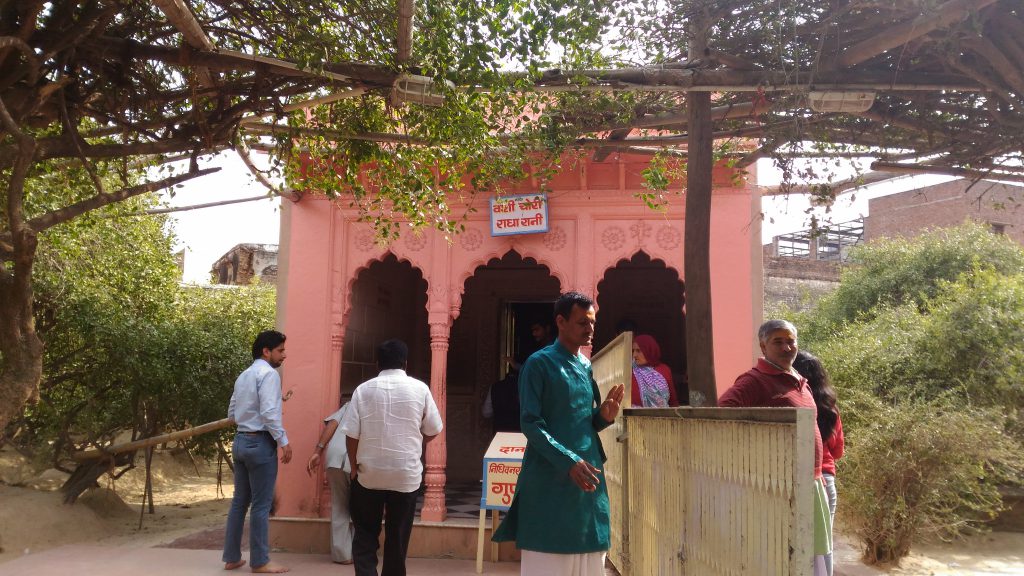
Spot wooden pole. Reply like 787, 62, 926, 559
72, 418, 234, 462
870, 162, 1024, 184
397, 0, 414, 64
684, 12, 717, 407
833, 0, 1000, 69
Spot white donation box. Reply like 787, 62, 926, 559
480, 431, 527, 510
475, 431, 527, 573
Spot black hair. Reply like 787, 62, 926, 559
252, 330, 286, 360
615, 318, 638, 335
529, 318, 552, 330
553, 291, 593, 323
793, 350, 838, 441
377, 339, 409, 370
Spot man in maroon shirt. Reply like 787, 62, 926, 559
719, 319, 831, 575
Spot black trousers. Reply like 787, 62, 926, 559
349, 478, 419, 576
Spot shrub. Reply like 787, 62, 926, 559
803, 222, 1024, 343
841, 398, 1022, 564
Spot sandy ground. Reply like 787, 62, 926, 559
1, 445, 1022, 574
0, 446, 228, 566
832, 530, 1024, 576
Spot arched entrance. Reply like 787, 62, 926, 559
446, 250, 561, 482
595, 251, 687, 403
341, 253, 430, 395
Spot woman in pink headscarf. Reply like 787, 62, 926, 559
631, 334, 678, 407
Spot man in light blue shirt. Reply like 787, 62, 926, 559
223, 330, 292, 574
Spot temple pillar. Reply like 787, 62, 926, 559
421, 318, 450, 521
421, 239, 451, 522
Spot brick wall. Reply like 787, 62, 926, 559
865, 180, 1024, 244
763, 255, 840, 313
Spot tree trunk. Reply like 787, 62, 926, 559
0, 132, 44, 432
0, 256, 44, 432
684, 11, 718, 407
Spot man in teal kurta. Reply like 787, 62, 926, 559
493, 291, 625, 576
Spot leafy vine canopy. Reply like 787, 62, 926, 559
3, 0, 1024, 242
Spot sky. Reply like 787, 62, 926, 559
160, 152, 957, 284
160, 152, 283, 283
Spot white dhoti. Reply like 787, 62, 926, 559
520, 550, 606, 576
326, 467, 354, 563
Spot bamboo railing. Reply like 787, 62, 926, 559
592, 331, 634, 570
71, 418, 234, 462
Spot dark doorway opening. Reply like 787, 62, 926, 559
594, 251, 687, 404
340, 253, 429, 396
499, 301, 555, 379
446, 250, 561, 482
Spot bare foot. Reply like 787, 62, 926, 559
251, 562, 290, 573
224, 560, 247, 570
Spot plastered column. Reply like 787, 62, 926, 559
420, 239, 451, 522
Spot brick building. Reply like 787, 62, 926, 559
210, 243, 278, 286
763, 252, 842, 313
864, 179, 1024, 244
762, 219, 860, 312
764, 179, 1024, 313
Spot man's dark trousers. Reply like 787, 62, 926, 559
349, 478, 418, 576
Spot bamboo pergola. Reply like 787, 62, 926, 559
4, 0, 1024, 413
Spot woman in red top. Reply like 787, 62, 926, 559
794, 350, 844, 576
630, 335, 678, 407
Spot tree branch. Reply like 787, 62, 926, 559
962, 37, 1024, 97
107, 193, 281, 217
832, 0, 1001, 69
19, 168, 220, 235
870, 161, 1024, 184
0, 36, 41, 84
760, 171, 898, 196
235, 140, 300, 201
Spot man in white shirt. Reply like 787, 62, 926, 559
223, 330, 292, 574
340, 339, 443, 576
306, 402, 354, 565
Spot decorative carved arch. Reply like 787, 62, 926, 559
453, 243, 570, 300
598, 249, 683, 286
341, 250, 430, 325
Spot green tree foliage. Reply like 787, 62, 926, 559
803, 223, 1024, 342
8, 186, 275, 465
800, 224, 1024, 563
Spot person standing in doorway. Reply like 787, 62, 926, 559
223, 330, 292, 574
630, 334, 678, 407
530, 318, 555, 349
492, 291, 626, 576
482, 356, 522, 433
306, 401, 355, 565
340, 339, 443, 576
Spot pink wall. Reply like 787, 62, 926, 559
710, 189, 760, 398
275, 154, 761, 518
277, 199, 340, 516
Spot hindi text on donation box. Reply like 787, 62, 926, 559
481, 432, 527, 510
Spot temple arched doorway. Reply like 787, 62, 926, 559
446, 250, 561, 482
595, 251, 687, 403
340, 253, 430, 395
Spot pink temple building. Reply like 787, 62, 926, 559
270, 153, 762, 555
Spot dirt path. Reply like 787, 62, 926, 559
2, 446, 1022, 574
0, 448, 227, 565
